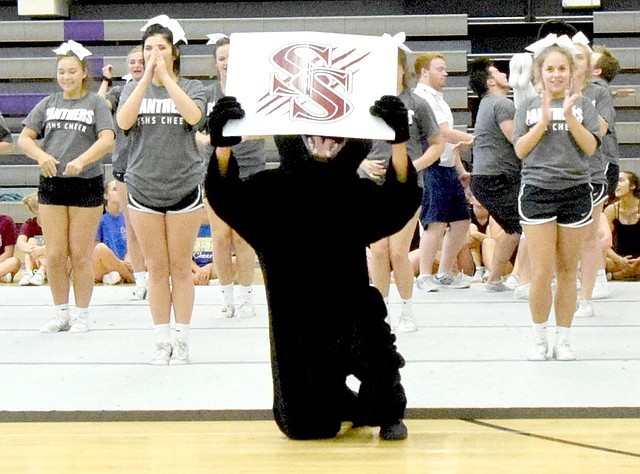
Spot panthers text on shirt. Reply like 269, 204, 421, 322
525, 106, 584, 131
136, 98, 185, 126
44, 107, 94, 132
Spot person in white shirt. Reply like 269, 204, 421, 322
413, 53, 475, 291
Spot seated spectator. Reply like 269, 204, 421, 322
92, 180, 134, 285
408, 224, 475, 278
0, 213, 20, 283
191, 210, 222, 285
467, 195, 491, 281
16, 193, 47, 286
604, 171, 640, 280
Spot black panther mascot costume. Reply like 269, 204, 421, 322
205, 95, 421, 441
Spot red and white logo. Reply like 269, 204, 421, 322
257, 42, 370, 124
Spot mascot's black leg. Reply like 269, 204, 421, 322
270, 330, 343, 440
350, 287, 408, 440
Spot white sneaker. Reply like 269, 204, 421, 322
102, 271, 122, 285
220, 304, 236, 318
18, 271, 34, 286
131, 285, 148, 301
504, 274, 519, 290
485, 280, 509, 292
40, 312, 70, 333
471, 267, 486, 283
169, 340, 189, 365
2, 273, 13, 283
528, 341, 548, 361
434, 272, 470, 289
237, 301, 256, 318
591, 279, 611, 300
29, 271, 46, 286
396, 312, 417, 333
552, 341, 576, 361
415, 275, 438, 292
69, 316, 89, 333
513, 284, 530, 300
150, 343, 172, 366
574, 299, 594, 318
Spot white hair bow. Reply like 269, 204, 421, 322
571, 31, 593, 53
52, 40, 92, 61
206, 33, 228, 45
525, 33, 576, 58
382, 32, 413, 53
140, 14, 187, 45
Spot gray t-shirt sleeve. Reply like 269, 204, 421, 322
21, 95, 48, 137
93, 94, 116, 135
105, 85, 123, 111
494, 97, 516, 126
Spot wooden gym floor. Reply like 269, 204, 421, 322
0, 280, 639, 472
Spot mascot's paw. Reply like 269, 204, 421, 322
370, 95, 410, 144
208, 96, 244, 147
380, 420, 408, 441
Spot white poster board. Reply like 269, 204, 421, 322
224, 31, 397, 140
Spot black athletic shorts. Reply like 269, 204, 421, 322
38, 175, 104, 208
590, 182, 608, 207
518, 182, 593, 228
471, 173, 522, 235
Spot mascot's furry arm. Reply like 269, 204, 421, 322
509, 53, 537, 109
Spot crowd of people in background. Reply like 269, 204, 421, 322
0, 16, 636, 369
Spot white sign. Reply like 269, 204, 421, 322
225, 31, 397, 140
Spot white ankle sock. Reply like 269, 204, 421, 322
532, 322, 547, 344
221, 284, 234, 306
173, 323, 190, 344
556, 326, 570, 345
238, 285, 253, 304
154, 324, 171, 345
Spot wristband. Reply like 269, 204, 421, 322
101, 76, 113, 86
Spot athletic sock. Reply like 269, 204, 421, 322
154, 323, 171, 345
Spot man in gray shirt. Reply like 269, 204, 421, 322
468, 58, 522, 291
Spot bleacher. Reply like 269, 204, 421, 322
1, 12, 639, 225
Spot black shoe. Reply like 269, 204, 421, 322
380, 420, 408, 441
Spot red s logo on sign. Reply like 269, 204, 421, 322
257, 42, 370, 123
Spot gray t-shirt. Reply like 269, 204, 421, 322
364, 88, 440, 186
582, 82, 613, 185
513, 94, 601, 190
22, 92, 114, 179
471, 93, 520, 176
201, 81, 266, 180
105, 84, 130, 175
0, 113, 12, 143
119, 78, 206, 207
592, 78, 619, 166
